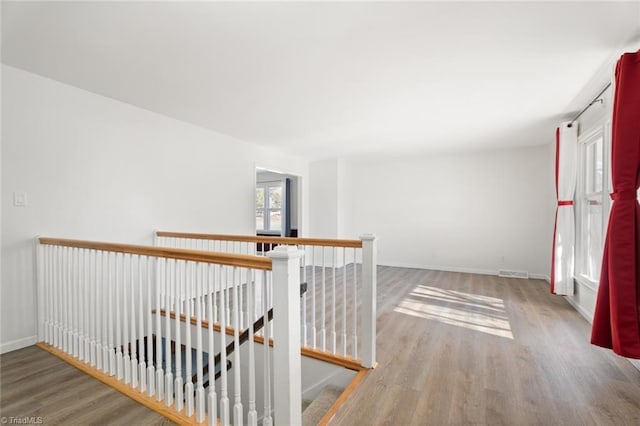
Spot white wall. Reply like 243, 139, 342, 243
0, 65, 308, 352
337, 159, 354, 238
308, 158, 354, 239
347, 145, 556, 277
309, 159, 339, 238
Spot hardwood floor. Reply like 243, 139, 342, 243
330, 267, 640, 425
2, 266, 640, 425
0, 345, 173, 425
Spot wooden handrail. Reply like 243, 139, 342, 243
156, 231, 363, 248
38, 237, 272, 271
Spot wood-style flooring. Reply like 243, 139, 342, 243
330, 267, 640, 425
2, 266, 640, 425
0, 345, 173, 425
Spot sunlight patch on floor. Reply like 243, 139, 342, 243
394, 284, 514, 339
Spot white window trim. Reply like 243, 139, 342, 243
256, 179, 286, 235
574, 121, 612, 292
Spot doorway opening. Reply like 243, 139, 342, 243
255, 169, 301, 237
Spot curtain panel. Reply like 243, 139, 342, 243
551, 123, 578, 295
591, 51, 640, 358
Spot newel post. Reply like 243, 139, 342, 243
360, 234, 377, 368
268, 245, 303, 426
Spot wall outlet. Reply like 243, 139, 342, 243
13, 192, 28, 207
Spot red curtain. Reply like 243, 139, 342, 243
591, 50, 640, 358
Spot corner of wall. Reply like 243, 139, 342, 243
0, 335, 38, 354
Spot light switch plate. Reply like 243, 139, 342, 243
13, 192, 27, 207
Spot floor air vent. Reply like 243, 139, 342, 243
498, 269, 529, 279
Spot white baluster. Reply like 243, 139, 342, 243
155, 258, 165, 401
58, 246, 65, 351
352, 247, 358, 359
44, 245, 51, 345
233, 267, 243, 426
247, 269, 258, 426
81, 248, 89, 363
50, 245, 57, 347
321, 246, 326, 352
116, 253, 123, 379
332, 247, 337, 354
53, 246, 59, 349
70, 246, 75, 356
213, 263, 219, 324
196, 263, 206, 423
54, 246, 59, 348
63, 246, 70, 354
262, 270, 272, 426
89, 249, 96, 366
165, 259, 174, 406
96, 250, 103, 370
147, 256, 156, 397
207, 262, 218, 426
139, 255, 146, 392
81, 248, 88, 361
77, 248, 82, 360
342, 248, 347, 357
73, 248, 79, 359
124, 254, 131, 384
239, 268, 244, 331
220, 266, 230, 426
108, 252, 116, 376
301, 247, 307, 347
175, 260, 184, 412
185, 262, 194, 416
102, 251, 110, 372
131, 255, 138, 389
53, 246, 59, 348
54, 246, 61, 349
311, 246, 316, 349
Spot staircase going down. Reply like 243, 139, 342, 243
302, 385, 344, 425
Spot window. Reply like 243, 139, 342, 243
256, 181, 283, 234
576, 125, 610, 287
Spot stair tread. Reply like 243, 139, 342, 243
302, 385, 343, 426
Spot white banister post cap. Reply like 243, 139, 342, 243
267, 245, 304, 260
359, 234, 377, 241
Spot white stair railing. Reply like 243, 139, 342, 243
36, 237, 302, 425
154, 231, 378, 368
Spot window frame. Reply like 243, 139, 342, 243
255, 180, 285, 235
575, 122, 611, 291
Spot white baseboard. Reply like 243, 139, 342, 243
1, 335, 37, 354
628, 359, 640, 372
378, 261, 497, 276
529, 274, 550, 282
564, 296, 594, 323
380, 261, 549, 282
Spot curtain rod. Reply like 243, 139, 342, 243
567, 82, 612, 128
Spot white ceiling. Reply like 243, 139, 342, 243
2, 1, 639, 160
